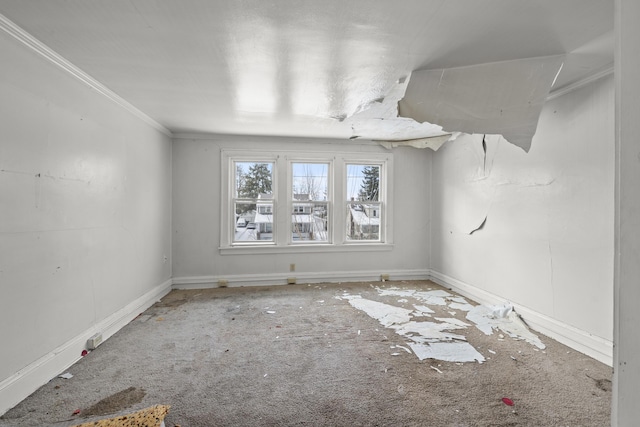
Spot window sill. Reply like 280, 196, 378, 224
219, 243, 394, 256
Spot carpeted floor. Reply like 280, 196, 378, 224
0, 280, 612, 426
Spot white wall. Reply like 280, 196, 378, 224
613, 0, 640, 422
172, 135, 431, 286
430, 75, 614, 364
0, 30, 172, 413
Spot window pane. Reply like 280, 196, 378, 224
346, 202, 381, 241
235, 161, 273, 198
291, 201, 329, 242
292, 163, 328, 201
346, 164, 379, 202
234, 202, 273, 242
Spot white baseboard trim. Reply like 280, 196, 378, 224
0, 279, 172, 416
429, 270, 613, 366
171, 269, 431, 289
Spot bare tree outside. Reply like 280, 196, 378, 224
292, 163, 329, 241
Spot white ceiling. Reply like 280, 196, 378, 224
0, 0, 613, 141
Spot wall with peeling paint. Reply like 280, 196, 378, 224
171, 136, 431, 285
430, 75, 614, 362
0, 30, 172, 402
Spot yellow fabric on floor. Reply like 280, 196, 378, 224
71, 405, 169, 427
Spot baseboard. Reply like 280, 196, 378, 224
171, 269, 431, 289
429, 270, 613, 366
0, 279, 172, 416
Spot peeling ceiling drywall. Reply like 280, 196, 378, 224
0, 1, 613, 149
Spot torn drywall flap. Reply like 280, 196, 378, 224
398, 55, 565, 152
439, 134, 497, 235
468, 216, 487, 235
457, 201, 492, 236
376, 133, 453, 151
341, 73, 458, 146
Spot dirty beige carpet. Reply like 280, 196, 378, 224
0, 280, 611, 426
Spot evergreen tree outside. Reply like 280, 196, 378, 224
237, 162, 272, 198
358, 165, 379, 201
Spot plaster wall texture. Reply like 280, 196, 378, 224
430, 74, 614, 343
171, 135, 431, 281
613, 0, 640, 422
0, 31, 172, 383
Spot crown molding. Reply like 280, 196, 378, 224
547, 65, 614, 101
0, 12, 172, 137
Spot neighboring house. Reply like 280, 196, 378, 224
347, 204, 380, 240
253, 193, 323, 241
292, 194, 315, 240
255, 193, 274, 240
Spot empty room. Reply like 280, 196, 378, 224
1, 1, 639, 426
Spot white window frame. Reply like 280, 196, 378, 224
220, 149, 393, 254
223, 152, 279, 247
344, 160, 386, 244
289, 159, 332, 245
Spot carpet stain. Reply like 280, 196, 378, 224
82, 386, 146, 417
595, 378, 612, 392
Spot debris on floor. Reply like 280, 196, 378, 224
410, 342, 485, 363
466, 304, 546, 349
337, 285, 545, 363
502, 397, 515, 406
58, 372, 73, 379
70, 404, 169, 427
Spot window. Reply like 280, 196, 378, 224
221, 150, 392, 252
346, 164, 382, 241
291, 162, 329, 242
233, 161, 274, 243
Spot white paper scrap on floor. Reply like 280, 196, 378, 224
338, 285, 545, 363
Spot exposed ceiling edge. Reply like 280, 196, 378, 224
0, 12, 173, 137
547, 65, 614, 101
171, 132, 387, 146
375, 134, 454, 151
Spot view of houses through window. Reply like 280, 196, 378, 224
346, 164, 381, 241
234, 161, 274, 242
291, 163, 329, 241
232, 158, 382, 244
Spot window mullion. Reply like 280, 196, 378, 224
333, 160, 345, 244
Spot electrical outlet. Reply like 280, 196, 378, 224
290, 263, 295, 272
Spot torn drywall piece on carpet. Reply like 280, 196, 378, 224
341, 290, 483, 363
466, 304, 546, 349
340, 286, 546, 363
393, 320, 468, 342
409, 342, 485, 363
398, 55, 565, 152
344, 296, 414, 328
